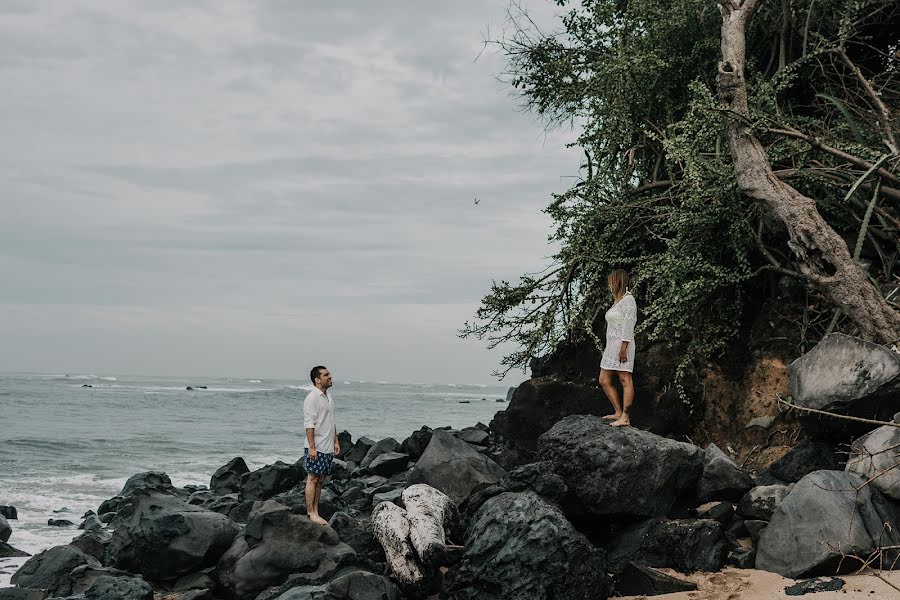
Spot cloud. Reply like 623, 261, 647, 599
0, 0, 578, 382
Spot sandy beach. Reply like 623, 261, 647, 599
619, 567, 900, 599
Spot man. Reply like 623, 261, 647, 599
304, 365, 340, 525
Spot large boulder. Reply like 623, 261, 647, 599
270, 570, 400, 600
400, 427, 433, 460
0, 506, 16, 520
0, 590, 45, 600
70, 529, 113, 562
343, 438, 376, 464
240, 461, 303, 502
442, 491, 611, 600
462, 461, 568, 521
216, 505, 355, 600
106, 490, 240, 580
538, 415, 704, 517
697, 443, 754, 502
0, 515, 10, 542
68, 565, 146, 596
0, 541, 30, 558
118, 471, 178, 498
210, 457, 250, 496
360, 438, 400, 469
605, 518, 728, 573
490, 378, 606, 453
762, 440, 840, 483
328, 513, 385, 562
407, 431, 506, 504
789, 333, 900, 439
366, 453, 409, 477
11, 545, 100, 597
80, 575, 153, 600
846, 424, 900, 500
756, 470, 900, 578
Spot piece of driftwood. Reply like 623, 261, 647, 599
402, 484, 458, 566
372, 501, 424, 585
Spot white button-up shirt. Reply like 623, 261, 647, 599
303, 387, 336, 453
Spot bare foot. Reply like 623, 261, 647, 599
611, 417, 630, 427
601, 414, 622, 421
308, 514, 328, 525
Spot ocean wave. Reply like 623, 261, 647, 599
5, 438, 111, 453
56, 375, 117, 381
247, 379, 262, 384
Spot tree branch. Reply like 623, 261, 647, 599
765, 127, 900, 188
833, 48, 898, 153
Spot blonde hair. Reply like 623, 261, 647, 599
608, 269, 630, 300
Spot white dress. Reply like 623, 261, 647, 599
600, 292, 637, 373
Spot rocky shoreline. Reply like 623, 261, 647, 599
2, 333, 900, 599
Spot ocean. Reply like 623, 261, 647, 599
0, 373, 513, 586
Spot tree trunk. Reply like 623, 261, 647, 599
715, 0, 900, 344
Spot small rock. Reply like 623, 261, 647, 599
0, 506, 17, 520
615, 562, 697, 596
79, 514, 103, 532
729, 547, 756, 569
366, 452, 409, 477
457, 428, 490, 446
745, 415, 776, 429
736, 484, 792, 520
784, 577, 844, 596
372, 488, 404, 506
694, 502, 734, 524
744, 519, 767, 545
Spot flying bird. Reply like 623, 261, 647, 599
474, 198, 480, 205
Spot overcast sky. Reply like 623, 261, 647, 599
0, 1, 579, 384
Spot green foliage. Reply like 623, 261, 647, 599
463, 0, 900, 378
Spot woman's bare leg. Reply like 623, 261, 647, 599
611, 371, 634, 427
599, 369, 622, 420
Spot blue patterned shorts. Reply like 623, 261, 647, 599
304, 449, 333, 476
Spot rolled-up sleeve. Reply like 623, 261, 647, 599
620, 296, 637, 343
303, 395, 318, 430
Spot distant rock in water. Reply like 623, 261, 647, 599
82, 384, 92, 388
186, 386, 208, 390
48, 519, 74, 527
458, 400, 470, 404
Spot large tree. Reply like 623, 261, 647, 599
463, 0, 900, 377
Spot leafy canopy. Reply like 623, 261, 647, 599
462, 0, 900, 377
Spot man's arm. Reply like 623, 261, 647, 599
334, 428, 340, 454
306, 427, 317, 459
303, 396, 319, 459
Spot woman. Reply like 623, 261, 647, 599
599, 269, 637, 427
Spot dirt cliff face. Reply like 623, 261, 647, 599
695, 356, 799, 472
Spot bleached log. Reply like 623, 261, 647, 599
372, 501, 423, 585
402, 484, 459, 565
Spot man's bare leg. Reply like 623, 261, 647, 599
306, 474, 327, 524
611, 371, 634, 427
599, 369, 622, 420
